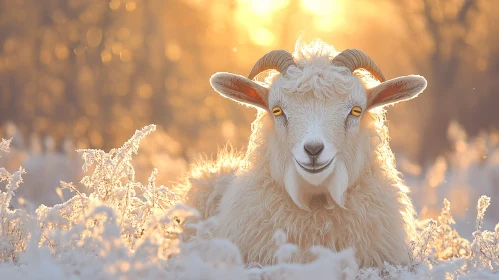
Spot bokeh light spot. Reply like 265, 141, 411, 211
165, 42, 182, 61
87, 28, 103, 47
109, 0, 121, 10
112, 42, 123, 55
119, 49, 132, 62
55, 44, 69, 60
101, 50, 113, 64
125, 2, 137, 12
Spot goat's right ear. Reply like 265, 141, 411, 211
210, 72, 269, 111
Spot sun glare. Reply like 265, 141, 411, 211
242, 0, 290, 15
235, 0, 345, 46
234, 0, 289, 46
249, 27, 275, 46
301, 0, 344, 31
300, 0, 336, 15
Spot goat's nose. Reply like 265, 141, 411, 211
304, 142, 324, 157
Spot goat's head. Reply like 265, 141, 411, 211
210, 41, 427, 210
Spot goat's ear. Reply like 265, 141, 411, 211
210, 72, 269, 111
366, 75, 427, 110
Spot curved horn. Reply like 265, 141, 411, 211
248, 50, 296, 80
330, 49, 386, 82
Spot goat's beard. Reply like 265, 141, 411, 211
325, 160, 349, 209
283, 159, 350, 211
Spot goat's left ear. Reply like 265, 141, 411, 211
366, 75, 427, 110
210, 72, 269, 111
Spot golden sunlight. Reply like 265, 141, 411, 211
249, 27, 275, 46
235, 0, 345, 46
300, 0, 344, 31
235, 0, 289, 46
242, 0, 290, 16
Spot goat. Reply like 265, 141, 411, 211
181, 39, 427, 268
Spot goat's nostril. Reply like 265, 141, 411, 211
304, 142, 324, 157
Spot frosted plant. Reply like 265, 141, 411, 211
433, 199, 470, 260
0, 138, 27, 263
405, 196, 498, 278
70, 125, 182, 249
468, 195, 498, 272
409, 218, 437, 267
0, 138, 11, 154
78, 124, 157, 205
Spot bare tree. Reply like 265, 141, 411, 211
395, 0, 498, 163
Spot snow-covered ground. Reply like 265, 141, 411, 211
398, 122, 499, 240
0, 123, 498, 279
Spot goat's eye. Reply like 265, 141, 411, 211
272, 106, 283, 117
350, 106, 362, 117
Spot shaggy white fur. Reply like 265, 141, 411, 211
180, 38, 427, 268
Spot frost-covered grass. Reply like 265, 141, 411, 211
399, 122, 499, 240
0, 125, 498, 279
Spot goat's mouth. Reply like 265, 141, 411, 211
295, 158, 334, 174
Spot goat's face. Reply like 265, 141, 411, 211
210, 50, 427, 210
267, 74, 368, 189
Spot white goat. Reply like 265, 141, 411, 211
180, 39, 427, 268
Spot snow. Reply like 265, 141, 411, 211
0, 124, 498, 279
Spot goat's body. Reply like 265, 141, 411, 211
180, 150, 243, 220
182, 149, 415, 268
181, 39, 426, 269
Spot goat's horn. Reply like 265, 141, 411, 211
248, 50, 296, 80
330, 49, 386, 82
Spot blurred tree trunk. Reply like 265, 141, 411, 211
394, 0, 497, 164
420, 0, 477, 164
